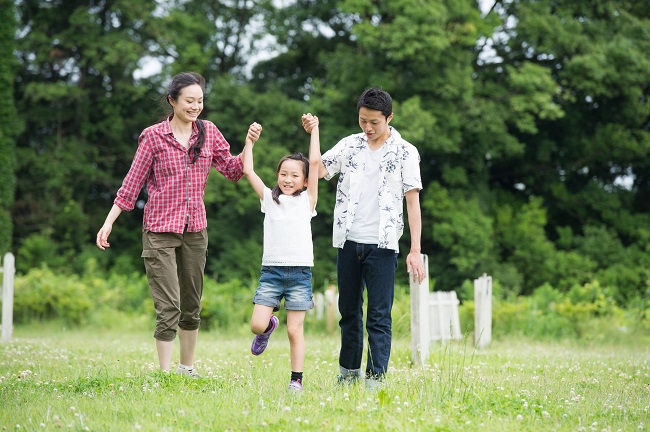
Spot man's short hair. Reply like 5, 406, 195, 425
357, 88, 393, 118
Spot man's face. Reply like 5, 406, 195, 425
358, 107, 393, 146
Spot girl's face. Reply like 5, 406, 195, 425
276, 159, 307, 195
170, 84, 203, 124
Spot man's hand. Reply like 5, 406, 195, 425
302, 113, 318, 133
406, 251, 425, 284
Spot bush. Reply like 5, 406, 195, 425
7, 263, 647, 344
200, 278, 253, 330
12, 259, 152, 326
13, 266, 93, 325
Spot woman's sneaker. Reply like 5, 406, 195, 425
288, 380, 303, 391
175, 366, 199, 378
251, 315, 279, 356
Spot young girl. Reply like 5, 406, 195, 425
242, 115, 320, 391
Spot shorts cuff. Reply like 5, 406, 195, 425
284, 299, 314, 311
253, 295, 281, 311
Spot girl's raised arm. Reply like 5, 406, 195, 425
303, 114, 320, 212
242, 122, 265, 200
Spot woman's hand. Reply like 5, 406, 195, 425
96, 224, 113, 250
247, 122, 262, 144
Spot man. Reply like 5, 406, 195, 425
302, 88, 425, 386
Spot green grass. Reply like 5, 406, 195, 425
1, 323, 649, 431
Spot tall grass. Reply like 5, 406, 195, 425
1, 323, 649, 431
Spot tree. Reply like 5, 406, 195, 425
13, 0, 163, 271
11, 0, 650, 303
0, 0, 18, 254
483, 0, 650, 295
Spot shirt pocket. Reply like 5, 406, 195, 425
157, 151, 187, 178
195, 147, 211, 174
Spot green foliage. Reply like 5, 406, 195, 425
423, 183, 495, 291
16, 228, 68, 272
506, 62, 564, 134
11, 256, 152, 326
13, 266, 94, 325
200, 278, 253, 330
456, 279, 640, 341
8, 263, 650, 347
494, 197, 557, 293
10, 0, 650, 312
0, 0, 17, 253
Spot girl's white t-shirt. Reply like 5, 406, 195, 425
261, 187, 316, 266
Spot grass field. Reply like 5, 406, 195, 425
1, 322, 649, 431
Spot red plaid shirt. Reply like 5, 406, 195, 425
115, 117, 243, 233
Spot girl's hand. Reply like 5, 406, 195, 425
247, 122, 263, 143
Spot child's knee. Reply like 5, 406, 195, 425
287, 322, 304, 341
250, 320, 265, 335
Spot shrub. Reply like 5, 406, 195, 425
13, 266, 93, 325
200, 278, 253, 330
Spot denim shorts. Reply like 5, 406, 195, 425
253, 266, 314, 311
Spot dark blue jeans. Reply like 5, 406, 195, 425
337, 241, 398, 378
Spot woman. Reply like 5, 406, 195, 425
96, 72, 257, 377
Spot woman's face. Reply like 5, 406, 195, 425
170, 84, 203, 123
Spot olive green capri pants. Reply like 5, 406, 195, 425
141, 229, 208, 342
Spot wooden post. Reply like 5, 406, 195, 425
313, 292, 325, 320
2, 252, 15, 343
410, 254, 430, 366
429, 291, 461, 341
474, 273, 492, 348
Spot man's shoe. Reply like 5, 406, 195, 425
365, 377, 384, 391
251, 315, 279, 356
336, 366, 361, 386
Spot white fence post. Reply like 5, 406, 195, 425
325, 284, 337, 333
429, 291, 461, 342
410, 254, 430, 366
1, 252, 15, 343
312, 292, 325, 320
474, 273, 492, 348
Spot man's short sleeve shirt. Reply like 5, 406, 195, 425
321, 127, 422, 252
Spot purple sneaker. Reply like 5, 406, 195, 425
288, 380, 303, 391
251, 315, 279, 356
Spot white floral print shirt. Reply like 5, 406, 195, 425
321, 127, 422, 252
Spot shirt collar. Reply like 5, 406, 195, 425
160, 115, 199, 136
359, 126, 400, 146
